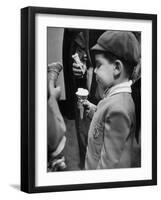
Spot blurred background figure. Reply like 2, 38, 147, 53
47, 62, 67, 172
63, 28, 105, 169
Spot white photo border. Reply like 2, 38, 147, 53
35, 13, 152, 187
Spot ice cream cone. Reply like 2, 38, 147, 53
48, 62, 63, 87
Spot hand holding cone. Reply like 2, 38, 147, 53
76, 88, 89, 119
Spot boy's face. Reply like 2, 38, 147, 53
94, 53, 115, 91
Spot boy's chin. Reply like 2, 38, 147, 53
96, 80, 102, 89
97, 82, 105, 92
96, 78, 110, 92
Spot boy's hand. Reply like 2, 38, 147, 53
83, 100, 97, 119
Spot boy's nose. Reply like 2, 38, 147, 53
94, 68, 97, 74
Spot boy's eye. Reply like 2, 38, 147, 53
96, 63, 101, 69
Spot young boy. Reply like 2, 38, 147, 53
84, 31, 140, 169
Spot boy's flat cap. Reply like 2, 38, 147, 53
91, 31, 140, 66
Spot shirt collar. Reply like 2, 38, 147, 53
103, 80, 132, 98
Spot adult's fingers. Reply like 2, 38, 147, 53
72, 67, 82, 73
72, 67, 83, 78
72, 63, 82, 69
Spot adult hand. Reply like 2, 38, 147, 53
49, 85, 61, 100
47, 62, 63, 99
72, 62, 87, 78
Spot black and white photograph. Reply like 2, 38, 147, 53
1, 0, 161, 198
47, 28, 141, 172
21, 7, 157, 193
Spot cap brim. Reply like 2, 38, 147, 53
91, 43, 106, 51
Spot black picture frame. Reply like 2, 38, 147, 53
21, 6, 157, 193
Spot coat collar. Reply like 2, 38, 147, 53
103, 80, 132, 98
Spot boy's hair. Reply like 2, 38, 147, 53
94, 50, 135, 79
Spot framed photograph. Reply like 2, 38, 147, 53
21, 6, 157, 193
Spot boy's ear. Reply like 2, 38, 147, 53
113, 60, 123, 77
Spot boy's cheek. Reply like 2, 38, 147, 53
95, 76, 100, 85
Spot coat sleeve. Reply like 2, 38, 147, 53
97, 108, 131, 169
